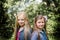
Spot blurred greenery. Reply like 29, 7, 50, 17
0, 0, 60, 40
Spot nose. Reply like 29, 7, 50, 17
40, 23, 43, 26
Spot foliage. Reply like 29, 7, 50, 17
0, 0, 60, 40
0, 0, 14, 39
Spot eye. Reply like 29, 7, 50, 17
21, 19, 24, 21
42, 21, 45, 23
42, 22, 44, 23
38, 22, 40, 23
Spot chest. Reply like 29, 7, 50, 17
39, 32, 47, 40
19, 30, 24, 40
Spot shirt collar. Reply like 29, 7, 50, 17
19, 27, 24, 32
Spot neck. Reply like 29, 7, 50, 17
19, 27, 24, 32
20, 26, 24, 28
36, 28, 43, 32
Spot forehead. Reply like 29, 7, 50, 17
17, 13, 25, 19
37, 18, 45, 22
18, 16, 25, 19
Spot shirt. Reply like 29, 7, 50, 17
18, 28, 32, 40
31, 30, 48, 40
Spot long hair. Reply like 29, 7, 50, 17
33, 15, 47, 40
14, 11, 31, 40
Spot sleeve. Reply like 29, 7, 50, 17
31, 31, 38, 40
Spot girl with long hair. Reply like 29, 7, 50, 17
31, 15, 48, 40
14, 11, 31, 40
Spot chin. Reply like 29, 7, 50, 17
39, 28, 43, 29
39, 27, 43, 29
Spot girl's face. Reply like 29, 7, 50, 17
36, 18, 45, 29
17, 15, 25, 27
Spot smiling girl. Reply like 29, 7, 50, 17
14, 11, 31, 40
31, 15, 48, 40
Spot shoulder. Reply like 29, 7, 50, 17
32, 31, 38, 36
31, 31, 38, 40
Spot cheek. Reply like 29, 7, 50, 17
36, 22, 45, 27
42, 23, 45, 26
36, 22, 40, 27
18, 20, 25, 24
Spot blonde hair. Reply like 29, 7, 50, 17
14, 11, 31, 40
